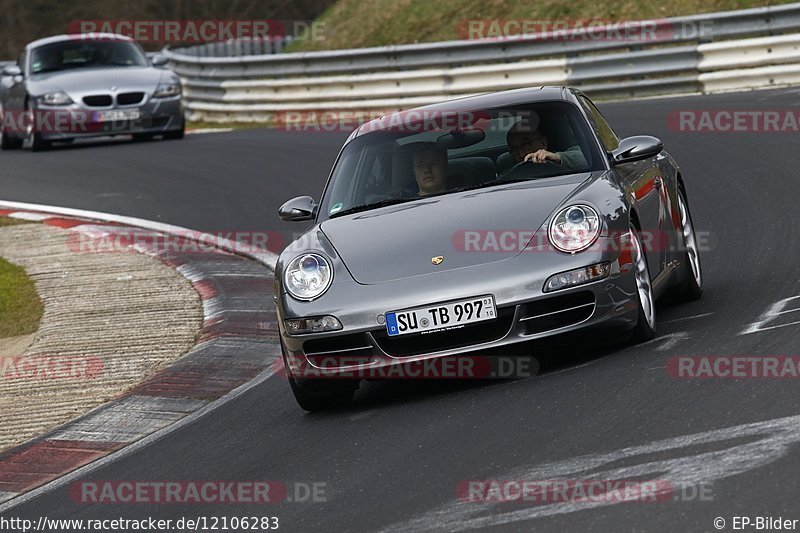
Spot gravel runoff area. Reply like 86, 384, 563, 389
0, 222, 202, 452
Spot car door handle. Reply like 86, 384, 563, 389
653, 176, 663, 189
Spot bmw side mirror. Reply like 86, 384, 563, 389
151, 55, 169, 67
611, 136, 663, 165
279, 196, 317, 222
2, 65, 22, 77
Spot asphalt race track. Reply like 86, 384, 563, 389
3, 87, 800, 532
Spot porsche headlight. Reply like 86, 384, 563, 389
284, 253, 333, 301
38, 91, 73, 106
154, 82, 181, 98
548, 205, 601, 253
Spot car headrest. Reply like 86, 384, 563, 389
448, 157, 496, 188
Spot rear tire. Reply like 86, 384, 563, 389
628, 225, 656, 343
22, 102, 50, 152
672, 189, 703, 302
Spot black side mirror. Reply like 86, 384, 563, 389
151, 55, 169, 67
279, 196, 317, 222
2, 65, 22, 77
611, 136, 663, 164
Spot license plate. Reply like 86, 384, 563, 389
93, 109, 141, 122
385, 295, 497, 337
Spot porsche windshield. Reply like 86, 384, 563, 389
320, 102, 604, 220
29, 40, 149, 74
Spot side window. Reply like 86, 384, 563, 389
579, 96, 619, 152
17, 50, 25, 72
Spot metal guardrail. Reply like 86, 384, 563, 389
162, 3, 800, 122
172, 36, 294, 57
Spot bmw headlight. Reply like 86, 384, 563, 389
154, 82, 181, 98
548, 204, 601, 253
284, 253, 333, 301
38, 91, 73, 106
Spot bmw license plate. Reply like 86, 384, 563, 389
385, 295, 497, 336
93, 109, 141, 122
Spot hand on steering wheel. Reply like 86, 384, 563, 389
500, 159, 563, 181
524, 149, 561, 164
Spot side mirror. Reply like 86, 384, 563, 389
279, 196, 317, 222
611, 135, 663, 164
2, 65, 22, 77
151, 55, 169, 67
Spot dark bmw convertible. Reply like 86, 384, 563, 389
275, 86, 703, 411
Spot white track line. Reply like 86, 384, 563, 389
0, 200, 278, 270
186, 128, 234, 135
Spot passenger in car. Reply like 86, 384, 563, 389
506, 121, 587, 171
408, 142, 449, 196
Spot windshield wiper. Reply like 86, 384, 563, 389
329, 197, 419, 218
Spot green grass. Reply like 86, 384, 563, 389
290, 0, 796, 51
0, 256, 43, 338
0, 217, 31, 227
187, 120, 270, 131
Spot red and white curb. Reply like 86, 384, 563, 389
0, 203, 280, 508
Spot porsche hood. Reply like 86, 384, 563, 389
320, 174, 591, 285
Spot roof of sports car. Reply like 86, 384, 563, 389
353, 86, 575, 138
27, 33, 134, 49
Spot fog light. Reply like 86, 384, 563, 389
284, 316, 342, 334
544, 263, 611, 292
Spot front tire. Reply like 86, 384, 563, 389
1, 129, 22, 150
163, 128, 184, 140
163, 113, 185, 140
284, 354, 356, 412
22, 101, 50, 152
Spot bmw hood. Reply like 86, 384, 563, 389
320, 173, 592, 285
28, 67, 168, 97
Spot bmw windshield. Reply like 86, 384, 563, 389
29, 39, 149, 74
318, 102, 605, 221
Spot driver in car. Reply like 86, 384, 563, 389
506, 121, 587, 171
409, 142, 449, 196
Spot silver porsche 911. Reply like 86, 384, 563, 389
0, 33, 183, 151
276, 86, 703, 412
